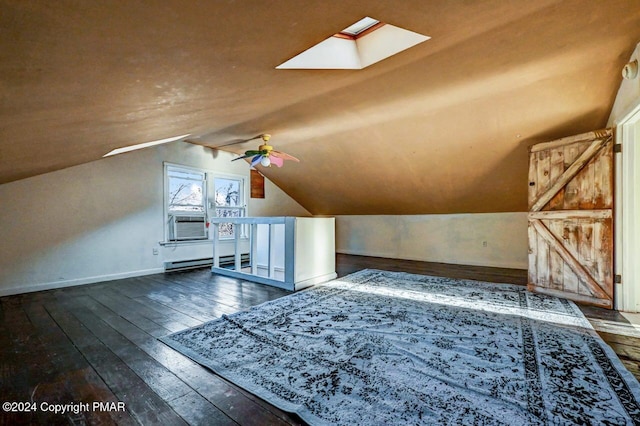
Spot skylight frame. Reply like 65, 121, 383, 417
339, 17, 380, 37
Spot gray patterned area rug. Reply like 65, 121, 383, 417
161, 269, 640, 425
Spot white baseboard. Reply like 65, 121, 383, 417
0, 267, 165, 297
294, 272, 338, 291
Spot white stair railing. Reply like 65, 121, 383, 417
209, 217, 295, 290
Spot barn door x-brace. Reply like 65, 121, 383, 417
528, 128, 614, 308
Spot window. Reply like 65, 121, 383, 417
165, 165, 207, 241
214, 177, 245, 239
164, 164, 246, 242
167, 167, 206, 213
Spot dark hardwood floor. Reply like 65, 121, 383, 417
1, 254, 638, 425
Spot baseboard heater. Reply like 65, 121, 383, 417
164, 253, 250, 272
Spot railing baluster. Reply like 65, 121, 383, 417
267, 224, 273, 278
212, 223, 220, 268
234, 224, 241, 271
251, 223, 258, 275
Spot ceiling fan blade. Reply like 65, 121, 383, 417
269, 155, 284, 167
232, 149, 267, 161
271, 150, 300, 162
231, 153, 252, 161
250, 155, 263, 168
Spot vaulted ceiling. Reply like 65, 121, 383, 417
1, 1, 639, 214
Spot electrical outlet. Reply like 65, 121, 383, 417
152, 248, 159, 255
482, 241, 488, 247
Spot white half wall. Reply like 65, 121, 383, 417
335, 213, 528, 270
294, 217, 336, 285
0, 142, 310, 296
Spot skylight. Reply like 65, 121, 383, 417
276, 17, 429, 70
103, 133, 191, 157
340, 17, 380, 37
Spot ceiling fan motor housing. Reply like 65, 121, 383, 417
259, 144, 273, 155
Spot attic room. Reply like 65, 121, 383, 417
2, 0, 640, 424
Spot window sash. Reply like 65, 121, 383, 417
167, 166, 206, 213
214, 177, 242, 208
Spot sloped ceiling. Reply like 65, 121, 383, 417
1, 1, 639, 214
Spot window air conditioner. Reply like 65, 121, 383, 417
170, 214, 207, 240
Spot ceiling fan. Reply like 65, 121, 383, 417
231, 134, 300, 168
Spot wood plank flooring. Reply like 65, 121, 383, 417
1, 254, 638, 425
0, 270, 303, 426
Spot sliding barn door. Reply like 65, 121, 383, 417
528, 128, 614, 308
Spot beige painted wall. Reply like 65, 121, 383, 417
0, 141, 310, 296
335, 213, 528, 270
335, 40, 640, 275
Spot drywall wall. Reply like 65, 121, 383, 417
608, 42, 640, 126
294, 217, 336, 285
0, 142, 310, 296
335, 213, 528, 269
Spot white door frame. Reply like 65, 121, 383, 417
615, 103, 640, 312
